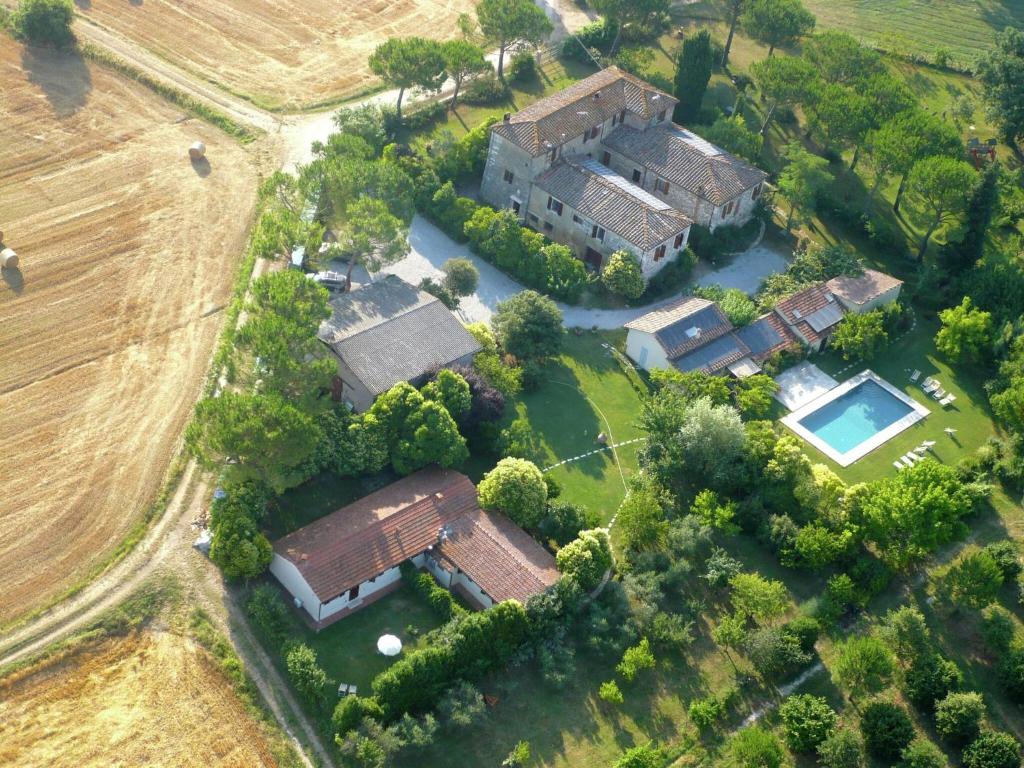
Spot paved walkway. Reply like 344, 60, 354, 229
370, 215, 791, 328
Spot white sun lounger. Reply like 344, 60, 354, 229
923, 380, 941, 393
904, 453, 921, 464
910, 370, 921, 382
894, 460, 906, 470
933, 388, 946, 399
922, 376, 935, 388
940, 394, 956, 406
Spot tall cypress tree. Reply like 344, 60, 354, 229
674, 30, 715, 124
946, 162, 1000, 273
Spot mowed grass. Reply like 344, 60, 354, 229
506, 330, 649, 523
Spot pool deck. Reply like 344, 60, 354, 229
780, 369, 931, 467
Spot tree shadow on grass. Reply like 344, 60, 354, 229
21, 44, 92, 118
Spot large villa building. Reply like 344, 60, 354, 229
481, 66, 767, 276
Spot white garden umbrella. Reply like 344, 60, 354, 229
944, 428, 958, 436
377, 634, 402, 656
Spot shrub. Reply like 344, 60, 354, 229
13, 0, 74, 47
943, 550, 1005, 609
245, 584, 292, 651
602, 250, 645, 299
615, 744, 663, 768
779, 694, 838, 752
436, 681, 486, 730
784, 616, 822, 654
492, 290, 564, 359
599, 680, 624, 706
981, 606, 1017, 653
819, 728, 866, 768
333, 695, 385, 737
503, 740, 532, 767
507, 50, 537, 82
860, 701, 915, 762
689, 695, 725, 729
744, 626, 810, 681
443, 257, 479, 297
728, 726, 786, 768
905, 654, 964, 712
286, 643, 329, 708
617, 637, 655, 682
400, 562, 466, 621
935, 692, 986, 745
983, 541, 1022, 579
963, 733, 1021, 768
477, 457, 548, 528
556, 528, 613, 590
900, 738, 949, 768
537, 500, 596, 548
461, 71, 510, 104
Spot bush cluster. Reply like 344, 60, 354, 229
400, 562, 467, 621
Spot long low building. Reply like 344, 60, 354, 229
270, 468, 559, 629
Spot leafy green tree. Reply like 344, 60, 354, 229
780, 694, 838, 752
936, 298, 993, 363
907, 156, 977, 259
617, 637, 656, 682
422, 369, 472, 421
477, 457, 548, 528
942, 551, 1004, 610
476, 0, 553, 78
392, 400, 468, 474
673, 396, 747, 485
368, 37, 447, 121
701, 114, 763, 163
778, 142, 832, 230
832, 636, 895, 703
556, 528, 613, 589
984, 541, 1022, 578
333, 696, 385, 738
441, 40, 489, 108
187, 393, 320, 493
935, 692, 986, 745
599, 680, 624, 706
981, 606, 1017, 653
690, 489, 738, 533
806, 83, 873, 167
741, 0, 815, 57
674, 29, 715, 123
286, 643, 329, 707
803, 30, 884, 85
751, 54, 818, 134
442, 257, 479, 298
831, 310, 889, 361
745, 626, 810, 680
900, 739, 949, 768
713, 612, 748, 671
537, 501, 597, 548
860, 701, 915, 761
590, 0, 670, 55
209, 511, 273, 580
602, 250, 645, 299
904, 654, 963, 712
819, 729, 866, 768
728, 726, 787, 768
734, 374, 780, 420
615, 744, 662, 768
976, 29, 1024, 147
856, 460, 977, 570
879, 606, 931, 663
866, 111, 963, 212
336, 196, 410, 290
249, 268, 331, 330
964, 732, 1021, 768
618, 482, 670, 552
332, 104, 389, 154
730, 572, 788, 624
503, 740, 532, 768
492, 290, 563, 360
650, 369, 732, 404
323, 155, 416, 222
13, 0, 74, 47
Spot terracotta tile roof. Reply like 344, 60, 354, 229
272, 469, 557, 607
533, 158, 691, 251
435, 509, 559, 604
603, 124, 767, 205
273, 469, 478, 603
492, 66, 677, 156
735, 312, 799, 361
773, 284, 844, 345
825, 268, 903, 307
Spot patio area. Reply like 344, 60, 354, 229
773, 360, 839, 411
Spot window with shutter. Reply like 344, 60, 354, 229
654, 245, 667, 261
674, 232, 685, 249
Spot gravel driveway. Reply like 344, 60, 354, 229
368, 215, 791, 329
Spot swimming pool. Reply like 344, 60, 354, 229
780, 370, 930, 466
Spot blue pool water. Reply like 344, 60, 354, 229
797, 380, 915, 455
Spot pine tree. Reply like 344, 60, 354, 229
946, 163, 1000, 273
674, 30, 715, 124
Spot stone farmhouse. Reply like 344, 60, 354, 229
481, 66, 767, 276
625, 268, 904, 370
270, 468, 559, 629
317, 276, 481, 412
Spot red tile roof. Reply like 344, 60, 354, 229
773, 283, 839, 345
825, 268, 903, 307
272, 468, 557, 606
436, 509, 559, 604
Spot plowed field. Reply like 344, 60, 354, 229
78, 0, 479, 109
0, 632, 278, 767
0, 39, 257, 625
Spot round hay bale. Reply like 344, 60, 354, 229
188, 141, 206, 160
1, 248, 19, 269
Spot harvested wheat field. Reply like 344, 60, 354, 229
0, 631, 279, 767
78, 0, 479, 109
0, 39, 257, 625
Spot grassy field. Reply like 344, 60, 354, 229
678, 0, 1022, 70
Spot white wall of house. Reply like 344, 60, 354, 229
333, 356, 375, 413
269, 555, 322, 623
451, 570, 495, 609
625, 328, 672, 372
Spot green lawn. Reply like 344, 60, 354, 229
505, 330, 649, 523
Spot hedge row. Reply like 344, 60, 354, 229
400, 561, 467, 621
